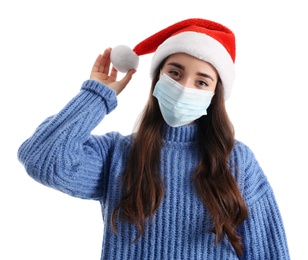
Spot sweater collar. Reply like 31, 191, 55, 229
162, 122, 198, 143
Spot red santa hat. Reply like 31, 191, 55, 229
110, 18, 236, 100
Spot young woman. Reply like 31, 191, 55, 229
18, 18, 290, 259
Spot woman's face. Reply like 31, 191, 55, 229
160, 53, 218, 92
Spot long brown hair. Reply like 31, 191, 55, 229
111, 60, 248, 256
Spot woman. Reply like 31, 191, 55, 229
18, 18, 290, 259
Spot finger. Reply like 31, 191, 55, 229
119, 69, 136, 87
100, 48, 111, 74
110, 66, 118, 80
91, 54, 104, 73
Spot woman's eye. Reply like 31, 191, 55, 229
197, 80, 209, 87
169, 70, 181, 78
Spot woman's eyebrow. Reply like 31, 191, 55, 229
166, 62, 185, 70
197, 72, 214, 82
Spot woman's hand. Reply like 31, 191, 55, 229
90, 48, 136, 95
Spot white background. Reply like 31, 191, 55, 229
1, 0, 307, 259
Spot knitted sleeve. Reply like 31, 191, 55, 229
236, 143, 290, 259
17, 80, 118, 200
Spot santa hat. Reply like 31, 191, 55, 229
110, 18, 236, 100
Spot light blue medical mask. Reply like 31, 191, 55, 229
153, 74, 214, 127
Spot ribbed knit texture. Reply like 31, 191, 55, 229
18, 80, 290, 259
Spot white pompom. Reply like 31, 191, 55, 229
110, 45, 139, 73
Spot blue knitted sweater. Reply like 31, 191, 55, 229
18, 80, 290, 259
